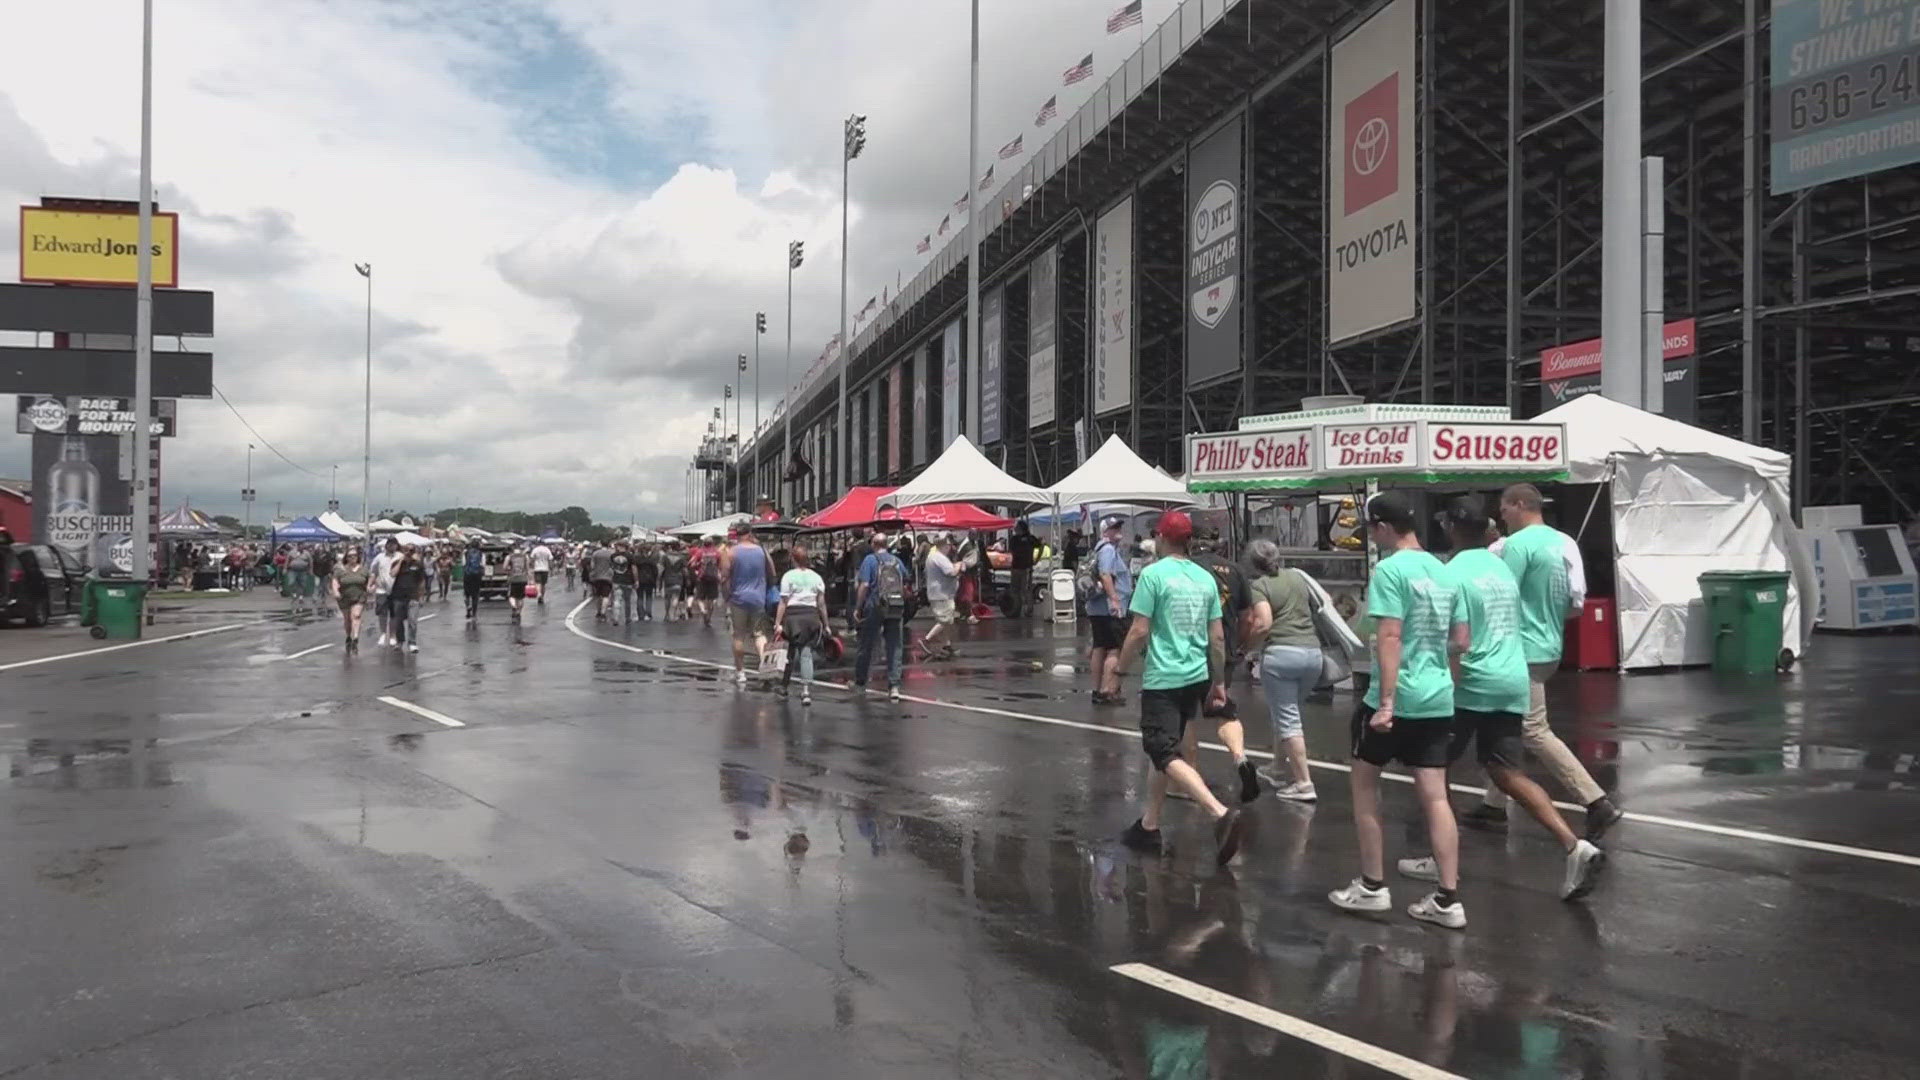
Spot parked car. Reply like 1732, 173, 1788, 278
1, 543, 87, 627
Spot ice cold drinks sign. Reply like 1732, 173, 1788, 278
1321, 421, 1416, 472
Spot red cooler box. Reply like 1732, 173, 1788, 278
1562, 598, 1618, 671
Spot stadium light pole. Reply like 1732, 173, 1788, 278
838, 113, 867, 499
784, 241, 803, 512
736, 354, 747, 512
354, 262, 372, 556
753, 311, 766, 505
132, 0, 154, 589
964, 0, 981, 440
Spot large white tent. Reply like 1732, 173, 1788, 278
668, 512, 749, 540
1050, 434, 1195, 507
318, 511, 364, 539
1536, 393, 1816, 669
883, 436, 1050, 510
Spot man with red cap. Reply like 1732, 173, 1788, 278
1113, 510, 1249, 866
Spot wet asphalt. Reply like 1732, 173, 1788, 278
1, 590, 1917, 1079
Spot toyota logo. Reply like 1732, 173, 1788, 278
1352, 117, 1391, 176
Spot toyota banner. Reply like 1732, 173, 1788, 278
1329, 0, 1417, 345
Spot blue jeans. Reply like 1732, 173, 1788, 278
854, 613, 903, 688
1259, 644, 1323, 743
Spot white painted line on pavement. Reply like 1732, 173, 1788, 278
0, 623, 250, 673
1112, 963, 1467, 1080
284, 643, 335, 660
562, 614, 1920, 870
419, 613, 439, 622
377, 695, 466, 728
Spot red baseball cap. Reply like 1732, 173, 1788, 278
1155, 510, 1193, 543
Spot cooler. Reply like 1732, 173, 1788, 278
1562, 597, 1618, 671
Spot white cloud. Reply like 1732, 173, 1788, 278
0, 0, 1167, 525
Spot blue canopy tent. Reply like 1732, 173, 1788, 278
271, 516, 346, 543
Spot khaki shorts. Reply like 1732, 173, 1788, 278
729, 602, 769, 643
929, 597, 957, 625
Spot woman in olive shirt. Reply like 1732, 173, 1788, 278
331, 548, 371, 655
1245, 539, 1324, 801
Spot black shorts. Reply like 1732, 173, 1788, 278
535, 570, 550, 587
1139, 681, 1210, 772
1089, 614, 1127, 650
1452, 709, 1526, 769
1350, 703, 1454, 769
698, 576, 721, 601
463, 575, 482, 597
509, 581, 528, 600
592, 579, 613, 598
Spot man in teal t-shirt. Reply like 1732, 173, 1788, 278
1461, 483, 1620, 843
1329, 492, 1466, 929
1419, 496, 1603, 902
1114, 511, 1250, 868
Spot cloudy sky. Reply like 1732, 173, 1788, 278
1, 0, 1165, 527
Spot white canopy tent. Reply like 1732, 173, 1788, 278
1536, 393, 1817, 669
393, 531, 432, 548
318, 511, 364, 539
1049, 435, 1195, 507
366, 518, 406, 533
668, 512, 749, 540
883, 436, 1051, 511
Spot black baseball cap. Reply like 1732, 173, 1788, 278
1365, 492, 1418, 534
1443, 494, 1492, 534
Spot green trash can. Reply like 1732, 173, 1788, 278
84, 579, 147, 640
1698, 570, 1791, 674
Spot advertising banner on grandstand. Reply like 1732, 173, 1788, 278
942, 319, 962, 449
1329, 0, 1417, 344
1095, 196, 1135, 415
914, 342, 931, 465
888, 366, 903, 475
1770, 0, 1920, 192
1538, 317, 1698, 423
866, 385, 880, 481
980, 288, 1004, 445
1028, 246, 1059, 429
19, 206, 179, 288
1186, 116, 1243, 386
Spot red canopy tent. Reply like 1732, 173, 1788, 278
800, 486, 1015, 531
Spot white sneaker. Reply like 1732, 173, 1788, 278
1328, 879, 1391, 913
734, 670, 748, 687
1408, 893, 1467, 929
1397, 856, 1439, 882
1273, 781, 1318, 803
377, 634, 390, 647
888, 686, 901, 702
1562, 839, 1605, 900
407, 643, 419, 654
801, 688, 812, 706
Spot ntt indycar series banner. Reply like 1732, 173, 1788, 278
1328, 0, 1417, 345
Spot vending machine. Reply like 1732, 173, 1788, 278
1805, 506, 1919, 631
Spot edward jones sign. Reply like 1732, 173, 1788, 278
20, 207, 179, 288
1426, 422, 1565, 471
1188, 429, 1314, 482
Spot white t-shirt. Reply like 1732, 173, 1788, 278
780, 567, 826, 609
370, 552, 396, 594
530, 545, 553, 573
925, 549, 959, 602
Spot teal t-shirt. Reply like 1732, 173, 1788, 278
1446, 549, 1532, 715
1363, 548, 1456, 719
1500, 523, 1575, 664
1127, 556, 1222, 690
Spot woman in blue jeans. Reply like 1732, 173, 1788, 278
1245, 539, 1324, 802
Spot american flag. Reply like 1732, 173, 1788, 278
860, 296, 878, 318
1035, 95, 1058, 126
979, 164, 995, 191
954, 193, 970, 212
1106, 0, 1143, 34
998, 134, 1023, 159
916, 234, 931, 254
1062, 53, 1094, 85
938, 214, 951, 236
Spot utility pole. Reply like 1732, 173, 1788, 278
754, 311, 766, 505
784, 242, 803, 513
355, 262, 372, 554
736, 353, 747, 513
242, 443, 254, 538
965, 0, 981, 436
839, 113, 867, 499
132, 0, 155, 589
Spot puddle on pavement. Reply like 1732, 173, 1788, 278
302, 802, 501, 860
8, 737, 174, 788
